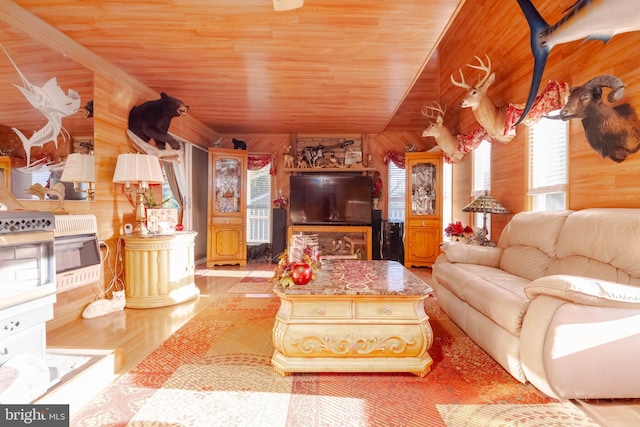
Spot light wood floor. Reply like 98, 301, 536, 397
46, 262, 640, 426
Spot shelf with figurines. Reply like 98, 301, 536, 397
283, 135, 376, 174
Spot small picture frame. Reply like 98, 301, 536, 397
344, 150, 362, 165
146, 208, 179, 233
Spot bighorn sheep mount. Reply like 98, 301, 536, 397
451, 54, 514, 144
421, 102, 464, 163
552, 75, 640, 163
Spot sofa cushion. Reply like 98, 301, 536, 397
498, 210, 573, 256
500, 246, 554, 281
553, 208, 640, 283
525, 275, 640, 309
440, 242, 502, 267
432, 262, 531, 336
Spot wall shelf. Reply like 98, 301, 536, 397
285, 167, 376, 174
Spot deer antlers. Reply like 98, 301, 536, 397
450, 54, 492, 90
422, 101, 447, 120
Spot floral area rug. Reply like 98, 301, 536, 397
71, 295, 598, 427
226, 277, 275, 294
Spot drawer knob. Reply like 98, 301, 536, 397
383, 306, 392, 315
316, 306, 326, 315
0, 347, 7, 355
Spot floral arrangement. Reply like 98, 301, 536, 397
270, 247, 322, 289
444, 221, 473, 238
371, 171, 383, 199
273, 194, 288, 209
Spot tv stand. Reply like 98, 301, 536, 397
287, 225, 372, 260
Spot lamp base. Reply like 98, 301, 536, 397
480, 213, 489, 243
135, 190, 148, 235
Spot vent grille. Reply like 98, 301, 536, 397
54, 214, 98, 237
0, 211, 55, 233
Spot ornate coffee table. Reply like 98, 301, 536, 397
271, 260, 434, 377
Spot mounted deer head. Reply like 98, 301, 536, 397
421, 102, 464, 163
450, 54, 514, 144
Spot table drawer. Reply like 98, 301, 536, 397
355, 300, 417, 319
290, 300, 352, 319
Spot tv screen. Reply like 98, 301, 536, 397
290, 175, 372, 225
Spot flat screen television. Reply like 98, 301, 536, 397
289, 174, 372, 225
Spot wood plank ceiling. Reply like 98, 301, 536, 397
1, 0, 464, 137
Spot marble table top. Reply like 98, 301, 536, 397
275, 260, 433, 296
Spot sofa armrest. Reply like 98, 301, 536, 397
439, 242, 502, 268
525, 275, 640, 309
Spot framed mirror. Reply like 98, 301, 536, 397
0, 20, 94, 200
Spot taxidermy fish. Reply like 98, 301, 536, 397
515, 0, 640, 124
1, 44, 80, 165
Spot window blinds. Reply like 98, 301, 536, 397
528, 117, 567, 195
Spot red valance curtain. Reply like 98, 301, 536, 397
383, 151, 406, 169
248, 153, 277, 175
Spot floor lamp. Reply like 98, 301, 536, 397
462, 190, 509, 244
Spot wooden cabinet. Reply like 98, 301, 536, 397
404, 152, 443, 268
122, 231, 199, 308
207, 148, 247, 266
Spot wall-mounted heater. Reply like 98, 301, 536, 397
54, 214, 101, 293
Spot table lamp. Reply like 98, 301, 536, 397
462, 190, 509, 243
112, 153, 164, 234
61, 153, 96, 200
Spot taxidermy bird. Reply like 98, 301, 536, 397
1, 45, 81, 166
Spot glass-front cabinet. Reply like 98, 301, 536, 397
404, 152, 442, 267
207, 148, 247, 266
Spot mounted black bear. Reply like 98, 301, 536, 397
128, 92, 189, 150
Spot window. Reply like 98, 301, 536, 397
471, 140, 492, 235
246, 164, 271, 244
387, 161, 405, 221
528, 116, 567, 211
442, 161, 452, 230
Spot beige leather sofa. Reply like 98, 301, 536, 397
431, 208, 640, 399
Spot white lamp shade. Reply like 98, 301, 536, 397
112, 153, 164, 187
61, 153, 96, 183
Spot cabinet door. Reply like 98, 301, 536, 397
405, 225, 440, 266
407, 158, 439, 218
210, 224, 244, 259
212, 156, 245, 216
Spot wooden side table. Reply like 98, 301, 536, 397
122, 231, 199, 308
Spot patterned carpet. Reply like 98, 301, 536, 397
226, 277, 275, 294
70, 291, 599, 427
